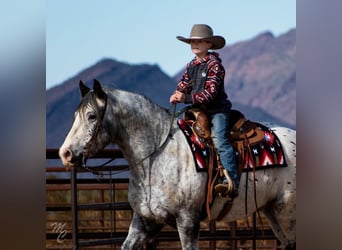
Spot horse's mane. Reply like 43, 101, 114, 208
76, 90, 103, 118
104, 87, 172, 115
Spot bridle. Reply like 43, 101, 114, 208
81, 92, 108, 167
80, 94, 179, 172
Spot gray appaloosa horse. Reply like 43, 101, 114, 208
59, 79, 296, 250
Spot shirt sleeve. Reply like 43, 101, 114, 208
176, 64, 193, 103
192, 61, 225, 105
176, 65, 190, 91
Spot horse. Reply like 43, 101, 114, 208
59, 79, 296, 250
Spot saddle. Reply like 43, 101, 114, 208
227, 110, 265, 176
183, 108, 266, 220
184, 108, 211, 139
184, 108, 265, 176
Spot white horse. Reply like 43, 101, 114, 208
59, 79, 296, 250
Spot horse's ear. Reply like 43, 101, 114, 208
79, 80, 90, 97
93, 79, 107, 102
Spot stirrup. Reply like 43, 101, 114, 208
214, 183, 238, 198
214, 183, 230, 195
214, 169, 237, 198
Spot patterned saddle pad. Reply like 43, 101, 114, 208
177, 119, 287, 172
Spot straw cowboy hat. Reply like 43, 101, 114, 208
176, 24, 226, 50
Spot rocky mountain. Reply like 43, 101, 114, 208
223, 29, 296, 125
46, 59, 177, 147
47, 28, 295, 148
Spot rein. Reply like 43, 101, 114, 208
136, 79, 195, 164
134, 103, 178, 165
139, 103, 178, 216
82, 95, 178, 170
81, 157, 118, 177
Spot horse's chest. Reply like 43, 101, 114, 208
128, 183, 172, 220
132, 198, 172, 222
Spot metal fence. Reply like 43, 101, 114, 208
46, 148, 284, 250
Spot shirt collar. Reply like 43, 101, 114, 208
191, 52, 219, 65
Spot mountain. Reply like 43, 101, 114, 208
46, 59, 177, 147
222, 29, 296, 126
46, 28, 295, 148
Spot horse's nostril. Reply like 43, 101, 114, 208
65, 150, 72, 161
60, 148, 73, 162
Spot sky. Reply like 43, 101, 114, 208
46, 0, 296, 90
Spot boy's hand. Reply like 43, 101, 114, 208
170, 90, 185, 103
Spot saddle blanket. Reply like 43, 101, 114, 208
177, 119, 287, 172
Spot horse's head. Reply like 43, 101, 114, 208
59, 79, 110, 168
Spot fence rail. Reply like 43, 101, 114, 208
46, 148, 283, 250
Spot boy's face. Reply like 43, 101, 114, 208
190, 39, 212, 58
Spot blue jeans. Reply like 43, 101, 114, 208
210, 113, 239, 187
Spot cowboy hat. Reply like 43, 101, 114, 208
176, 24, 226, 50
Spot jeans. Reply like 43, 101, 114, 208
210, 113, 239, 187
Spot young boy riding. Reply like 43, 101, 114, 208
170, 24, 239, 198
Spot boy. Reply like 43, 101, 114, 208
170, 24, 238, 198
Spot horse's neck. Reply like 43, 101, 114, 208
107, 91, 173, 166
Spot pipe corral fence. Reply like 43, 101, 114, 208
46, 148, 286, 250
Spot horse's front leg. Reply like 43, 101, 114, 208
176, 210, 201, 250
121, 212, 163, 250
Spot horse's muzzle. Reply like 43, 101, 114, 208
59, 147, 83, 168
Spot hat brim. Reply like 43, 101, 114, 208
176, 35, 226, 50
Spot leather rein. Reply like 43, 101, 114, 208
81, 95, 178, 172
134, 103, 177, 165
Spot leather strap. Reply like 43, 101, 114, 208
205, 144, 219, 220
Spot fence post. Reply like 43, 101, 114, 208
209, 220, 216, 250
253, 212, 256, 250
146, 242, 157, 250
229, 221, 237, 250
71, 166, 79, 250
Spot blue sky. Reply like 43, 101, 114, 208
46, 0, 296, 89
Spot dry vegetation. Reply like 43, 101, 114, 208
46, 178, 283, 250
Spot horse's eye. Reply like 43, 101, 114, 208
88, 114, 96, 120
